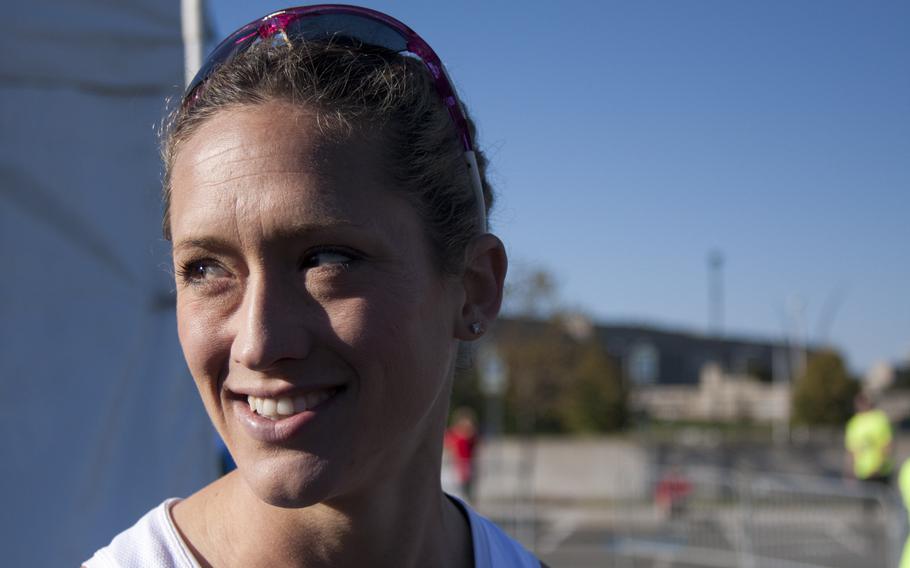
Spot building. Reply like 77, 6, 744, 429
493, 316, 803, 423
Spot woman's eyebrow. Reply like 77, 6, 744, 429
269, 220, 371, 240
172, 221, 374, 254
172, 236, 234, 255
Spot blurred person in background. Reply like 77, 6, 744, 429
445, 407, 480, 502
845, 392, 894, 487
654, 465, 692, 521
84, 5, 543, 567
899, 459, 910, 568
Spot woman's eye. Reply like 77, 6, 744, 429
301, 249, 356, 269
179, 259, 230, 284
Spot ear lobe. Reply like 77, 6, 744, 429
455, 234, 508, 341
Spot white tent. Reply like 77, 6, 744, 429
0, 1, 218, 565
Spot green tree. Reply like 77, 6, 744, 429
490, 266, 628, 434
495, 316, 567, 433
791, 349, 859, 426
450, 364, 484, 423
558, 338, 627, 432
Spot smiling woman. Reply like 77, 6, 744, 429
170, 104, 465, 510
83, 5, 540, 568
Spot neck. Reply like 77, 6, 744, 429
176, 397, 472, 568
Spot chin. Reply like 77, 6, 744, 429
239, 453, 338, 509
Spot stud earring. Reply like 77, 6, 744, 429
470, 322, 484, 336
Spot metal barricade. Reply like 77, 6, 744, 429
474, 458, 906, 568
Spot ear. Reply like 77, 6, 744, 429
454, 233, 508, 340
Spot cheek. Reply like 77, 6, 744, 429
334, 290, 454, 415
176, 296, 231, 387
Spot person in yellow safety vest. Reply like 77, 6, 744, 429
845, 392, 893, 484
899, 459, 910, 568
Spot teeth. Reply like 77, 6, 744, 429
276, 398, 294, 415
305, 390, 332, 409
246, 389, 337, 420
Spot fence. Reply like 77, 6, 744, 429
462, 441, 907, 568
608, 467, 905, 568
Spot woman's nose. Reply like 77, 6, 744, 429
231, 275, 312, 371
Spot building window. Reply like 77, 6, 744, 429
630, 343, 659, 385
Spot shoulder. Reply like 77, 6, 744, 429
451, 496, 541, 568
872, 409, 891, 425
846, 413, 866, 437
852, 410, 892, 432
84, 498, 198, 568
846, 412, 862, 429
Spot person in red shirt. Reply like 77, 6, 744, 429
446, 407, 480, 502
654, 466, 693, 520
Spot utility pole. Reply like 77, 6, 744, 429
788, 295, 808, 379
772, 345, 791, 445
708, 250, 724, 336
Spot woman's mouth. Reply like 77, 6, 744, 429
231, 386, 347, 444
246, 388, 340, 420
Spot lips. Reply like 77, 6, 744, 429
229, 385, 347, 444
246, 387, 341, 420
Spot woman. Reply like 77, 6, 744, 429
85, 5, 541, 567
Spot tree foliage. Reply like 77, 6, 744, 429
791, 349, 859, 426
558, 338, 627, 432
450, 364, 484, 421
481, 267, 628, 434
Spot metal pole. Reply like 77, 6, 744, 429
772, 346, 790, 445
789, 296, 807, 380
181, 0, 204, 87
708, 251, 724, 336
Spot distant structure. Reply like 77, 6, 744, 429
493, 317, 804, 423
708, 250, 724, 337
597, 320, 799, 422
865, 361, 896, 394
866, 360, 910, 425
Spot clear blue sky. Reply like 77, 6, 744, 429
210, 1, 909, 373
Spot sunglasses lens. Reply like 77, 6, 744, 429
283, 13, 408, 52
186, 23, 257, 97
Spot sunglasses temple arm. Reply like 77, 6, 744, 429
464, 150, 487, 233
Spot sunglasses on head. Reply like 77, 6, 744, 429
184, 4, 487, 231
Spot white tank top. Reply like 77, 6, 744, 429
85, 496, 540, 567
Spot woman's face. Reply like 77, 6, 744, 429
169, 101, 464, 507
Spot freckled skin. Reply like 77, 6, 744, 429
167, 100, 506, 568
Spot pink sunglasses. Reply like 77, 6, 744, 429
184, 4, 487, 231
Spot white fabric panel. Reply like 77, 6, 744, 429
0, 2, 218, 566
3, 0, 184, 90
